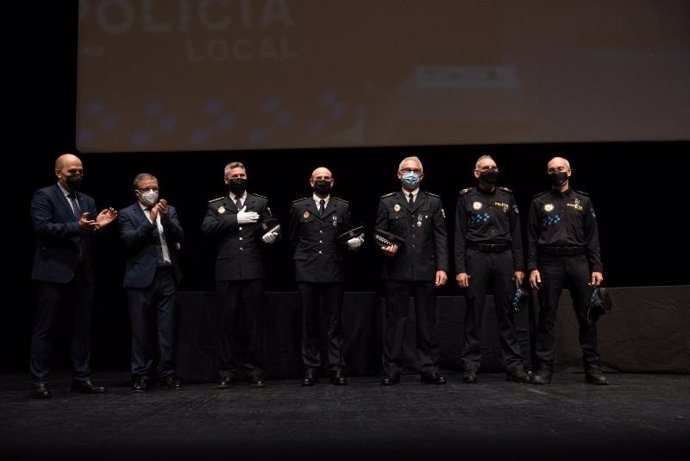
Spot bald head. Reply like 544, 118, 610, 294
547, 157, 571, 172
311, 167, 332, 181
55, 153, 84, 190
55, 153, 82, 171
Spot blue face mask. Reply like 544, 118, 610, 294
401, 171, 420, 189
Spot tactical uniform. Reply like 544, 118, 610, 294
455, 185, 527, 381
201, 192, 274, 384
288, 196, 353, 378
527, 188, 603, 377
376, 191, 449, 381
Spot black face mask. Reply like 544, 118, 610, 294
314, 180, 332, 194
66, 174, 83, 190
548, 171, 568, 187
479, 170, 499, 184
229, 178, 247, 195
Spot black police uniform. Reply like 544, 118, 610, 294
376, 190, 449, 380
455, 185, 526, 376
527, 188, 603, 374
201, 192, 275, 383
288, 196, 353, 376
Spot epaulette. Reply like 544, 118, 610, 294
250, 192, 267, 199
332, 196, 349, 203
292, 197, 310, 203
381, 192, 396, 198
459, 187, 472, 196
574, 189, 589, 196
208, 196, 224, 203
498, 186, 513, 194
534, 191, 547, 198
425, 191, 440, 198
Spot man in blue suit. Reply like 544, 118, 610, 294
30, 153, 118, 399
119, 173, 184, 392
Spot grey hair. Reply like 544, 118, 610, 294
398, 156, 423, 173
133, 173, 157, 189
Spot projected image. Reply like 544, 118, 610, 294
76, 0, 690, 152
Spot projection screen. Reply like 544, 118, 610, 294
76, 0, 690, 152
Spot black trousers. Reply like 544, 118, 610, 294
30, 266, 93, 384
381, 280, 439, 378
216, 279, 265, 379
535, 254, 601, 372
297, 282, 345, 373
462, 249, 524, 373
127, 266, 178, 380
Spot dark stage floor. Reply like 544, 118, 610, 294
1, 370, 688, 461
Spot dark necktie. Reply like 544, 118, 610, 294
67, 193, 80, 219
319, 199, 325, 216
408, 193, 414, 207
235, 197, 243, 209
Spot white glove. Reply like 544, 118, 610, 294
262, 231, 278, 244
347, 235, 364, 250
237, 206, 259, 225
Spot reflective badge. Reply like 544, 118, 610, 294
417, 214, 423, 227
217, 206, 225, 214
473, 201, 482, 210
332, 215, 338, 227
544, 204, 554, 212
394, 203, 401, 212
441, 209, 446, 219
303, 210, 310, 219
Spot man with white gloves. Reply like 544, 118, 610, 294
201, 161, 279, 389
288, 166, 362, 386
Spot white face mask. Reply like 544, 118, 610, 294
140, 190, 159, 207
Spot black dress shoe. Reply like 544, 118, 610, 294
250, 377, 266, 388
132, 377, 150, 393
330, 369, 348, 385
160, 376, 182, 390
532, 370, 552, 385
462, 370, 478, 384
302, 371, 319, 386
421, 373, 447, 385
507, 369, 532, 383
31, 383, 52, 399
585, 370, 609, 385
71, 379, 107, 394
217, 376, 235, 389
380, 375, 400, 386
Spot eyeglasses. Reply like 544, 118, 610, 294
138, 187, 159, 192
400, 168, 422, 174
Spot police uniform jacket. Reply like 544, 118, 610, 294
454, 185, 523, 273
288, 196, 353, 283
526, 188, 602, 273
201, 193, 274, 281
376, 190, 449, 282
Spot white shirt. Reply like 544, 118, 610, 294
139, 202, 172, 265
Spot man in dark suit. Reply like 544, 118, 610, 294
288, 166, 363, 386
119, 173, 184, 392
29, 152, 118, 399
376, 156, 449, 386
202, 161, 279, 388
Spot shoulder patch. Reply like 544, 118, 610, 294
332, 196, 349, 203
292, 197, 309, 203
574, 189, 589, 196
498, 186, 513, 194
208, 196, 224, 203
381, 192, 396, 198
250, 193, 267, 199
459, 187, 472, 196
425, 191, 440, 198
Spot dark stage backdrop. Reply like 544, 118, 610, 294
5, 2, 689, 372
